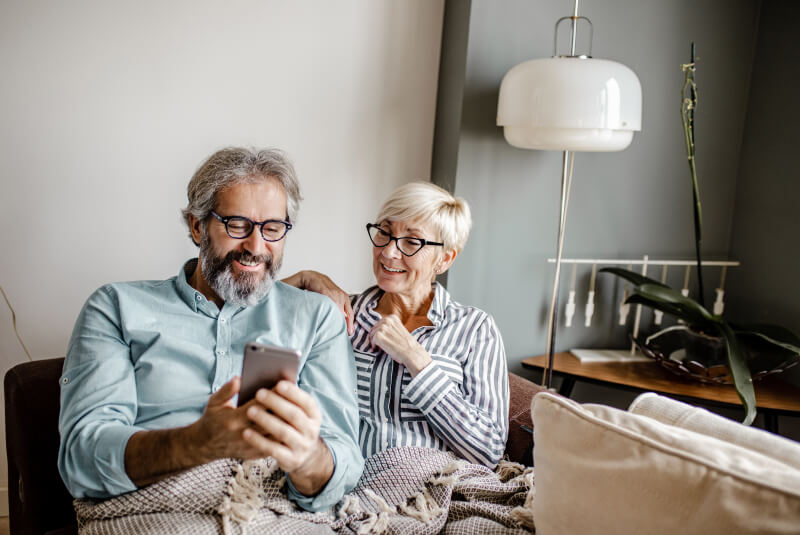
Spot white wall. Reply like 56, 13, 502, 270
0, 0, 444, 514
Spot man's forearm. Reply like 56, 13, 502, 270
289, 438, 334, 496
124, 426, 204, 487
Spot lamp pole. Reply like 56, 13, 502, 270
542, 0, 580, 389
543, 152, 573, 388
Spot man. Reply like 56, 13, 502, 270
58, 147, 363, 512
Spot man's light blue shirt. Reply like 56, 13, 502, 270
58, 260, 363, 512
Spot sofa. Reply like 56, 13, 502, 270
531, 390, 800, 534
4, 357, 546, 535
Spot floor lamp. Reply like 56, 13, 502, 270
496, 1, 642, 388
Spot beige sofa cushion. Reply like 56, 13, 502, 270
532, 392, 800, 535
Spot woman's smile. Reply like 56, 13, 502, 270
380, 263, 406, 273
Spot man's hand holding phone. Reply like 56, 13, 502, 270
131, 343, 334, 495
241, 378, 333, 494
235, 343, 333, 495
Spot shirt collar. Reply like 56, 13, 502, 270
356, 281, 448, 331
427, 281, 448, 324
175, 258, 206, 312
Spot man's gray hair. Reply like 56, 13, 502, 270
182, 147, 302, 243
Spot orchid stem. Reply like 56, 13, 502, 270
681, 46, 705, 308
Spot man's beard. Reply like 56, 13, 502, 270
199, 233, 282, 307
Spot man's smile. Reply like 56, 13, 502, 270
234, 258, 265, 271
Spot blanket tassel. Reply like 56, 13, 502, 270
218, 459, 277, 535
509, 470, 536, 530
496, 459, 527, 482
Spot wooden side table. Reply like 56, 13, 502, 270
522, 352, 800, 434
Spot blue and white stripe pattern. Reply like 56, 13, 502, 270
351, 283, 509, 468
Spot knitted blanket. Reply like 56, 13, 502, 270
74, 447, 535, 534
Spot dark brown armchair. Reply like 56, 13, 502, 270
4, 357, 545, 535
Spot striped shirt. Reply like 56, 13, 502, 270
351, 282, 509, 467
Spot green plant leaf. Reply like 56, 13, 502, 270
732, 324, 800, 353
627, 283, 715, 325
599, 267, 670, 288
624, 294, 701, 324
718, 322, 757, 426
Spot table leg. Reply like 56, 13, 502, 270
763, 410, 779, 435
559, 376, 576, 398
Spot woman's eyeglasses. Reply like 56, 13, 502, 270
366, 223, 443, 257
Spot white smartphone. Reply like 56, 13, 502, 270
238, 342, 301, 406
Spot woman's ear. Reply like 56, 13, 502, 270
435, 249, 458, 275
189, 214, 204, 247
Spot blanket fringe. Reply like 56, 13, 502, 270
496, 459, 526, 482
439, 459, 467, 476
398, 489, 442, 524
357, 511, 391, 535
428, 459, 467, 486
363, 488, 397, 514
359, 489, 397, 535
218, 458, 277, 535
509, 470, 536, 531
338, 494, 363, 519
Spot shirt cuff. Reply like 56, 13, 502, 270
286, 435, 362, 512
404, 362, 455, 414
93, 424, 144, 497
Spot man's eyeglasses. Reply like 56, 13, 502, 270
366, 223, 443, 257
211, 211, 292, 242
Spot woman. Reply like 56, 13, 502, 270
286, 182, 508, 467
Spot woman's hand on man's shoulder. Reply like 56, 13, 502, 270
282, 271, 354, 335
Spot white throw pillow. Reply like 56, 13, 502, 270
531, 392, 800, 535
629, 391, 800, 471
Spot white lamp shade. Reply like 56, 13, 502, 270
497, 57, 642, 152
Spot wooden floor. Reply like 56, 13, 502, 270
0, 516, 8, 535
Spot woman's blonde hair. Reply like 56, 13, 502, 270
376, 181, 472, 253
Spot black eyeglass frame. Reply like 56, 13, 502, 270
366, 223, 444, 257
210, 210, 293, 242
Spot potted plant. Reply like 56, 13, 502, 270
601, 50, 800, 425
600, 266, 800, 425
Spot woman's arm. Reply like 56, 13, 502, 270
402, 315, 509, 467
369, 310, 510, 468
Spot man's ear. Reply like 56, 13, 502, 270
436, 249, 458, 275
189, 214, 204, 247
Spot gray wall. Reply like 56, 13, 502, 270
726, 0, 800, 386
436, 0, 760, 370
432, 0, 800, 437
727, 0, 800, 334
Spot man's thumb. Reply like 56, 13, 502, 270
209, 376, 240, 408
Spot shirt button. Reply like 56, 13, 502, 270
196, 294, 202, 301
217, 349, 226, 355
60, 377, 69, 385
220, 318, 226, 323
